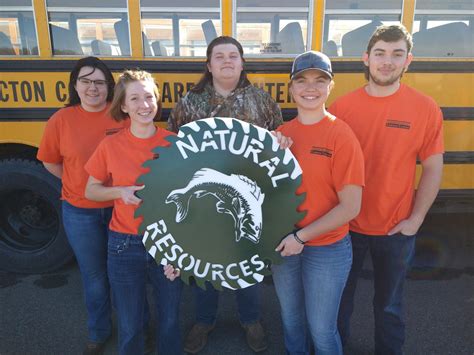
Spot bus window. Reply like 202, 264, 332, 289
140, 0, 221, 57
412, 0, 473, 58
235, 0, 310, 56
0, 0, 38, 56
46, 0, 128, 56
322, 0, 402, 57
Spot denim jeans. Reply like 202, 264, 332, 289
272, 235, 352, 355
194, 281, 260, 325
107, 230, 183, 355
337, 232, 416, 355
62, 201, 112, 343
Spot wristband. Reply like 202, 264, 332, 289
293, 229, 305, 245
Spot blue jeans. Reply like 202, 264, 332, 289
338, 232, 416, 355
62, 201, 112, 343
194, 281, 260, 325
272, 235, 352, 355
107, 230, 183, 355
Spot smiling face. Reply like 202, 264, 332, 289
74, 66, 108, 112
364, 39, 413, 87
207, 43, 244, 86
120, 80, 158, 127
290, 70, 333, 114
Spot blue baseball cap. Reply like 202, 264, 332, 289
290, 51, 333, 79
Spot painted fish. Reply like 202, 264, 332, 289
166, 168, 265, 244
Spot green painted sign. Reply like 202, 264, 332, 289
136, 118, 303, 290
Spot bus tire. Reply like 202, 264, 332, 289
0, 159, 73, 273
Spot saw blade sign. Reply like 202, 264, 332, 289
136, 117, 304, 290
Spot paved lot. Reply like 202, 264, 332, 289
1, 213, 473, 355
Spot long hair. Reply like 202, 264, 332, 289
109, 69, 162, 122
66, 56, 115, 107
191, 36, 251, 93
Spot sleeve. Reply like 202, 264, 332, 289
327, 98, 342, 120
418, 102, 444, 162
167, 95, 190, 133
263, 93, 283, 130
275, 121, 288, 134
332, 127, 365, 192
84, 140, 110, 183
37, 111, 63, 163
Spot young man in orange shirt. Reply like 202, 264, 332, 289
330, 24, 444, 354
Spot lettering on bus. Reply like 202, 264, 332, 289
0, 79, 293, 106
0, 80, 46, 102
159, 82, 195, 103
158, 81, 293, 104
0, 80, 68, 103
253, 82, 293, 104
55, 81, 67, 102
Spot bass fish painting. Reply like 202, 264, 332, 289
166, 168, 265, 244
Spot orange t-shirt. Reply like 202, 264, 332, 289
277, 115, 365, 246
37, 105, 128, 208
85, 128, 175, 235
329, 84, 444, 235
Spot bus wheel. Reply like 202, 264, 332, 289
0, 159, 73, 273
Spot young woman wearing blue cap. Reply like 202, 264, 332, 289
272, 51, 365, 355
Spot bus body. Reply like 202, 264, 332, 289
1, 0, 473, 273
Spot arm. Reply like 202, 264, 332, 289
388, 153, 443, 235
85, 175, 144, 205
167, 96, 189, 133
167, 107, 180, 133
43, 162, 63, 179
276, 184, 362, 256
265, 94, 283, 130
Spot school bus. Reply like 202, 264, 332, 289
1, 0, 473, 273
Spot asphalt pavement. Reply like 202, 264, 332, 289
1, 213, 473, 355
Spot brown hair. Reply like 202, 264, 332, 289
191, 36, 251, 93
109, 69, 162, 122
364, 24, 413, 80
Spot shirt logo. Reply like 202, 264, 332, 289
310, 146, 333, 158
386, 119, 411, 130
105, 127, 123, 135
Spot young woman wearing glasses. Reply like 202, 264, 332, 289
37, 57, 127, 355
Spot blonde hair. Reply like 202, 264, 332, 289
109, 69, 162, 122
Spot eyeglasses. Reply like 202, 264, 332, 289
77, 78, 108, 87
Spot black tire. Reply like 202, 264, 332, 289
0, 159, 73, 273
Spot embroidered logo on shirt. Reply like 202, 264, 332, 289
105, 127, 124, 135
310, 146, 333, 158
386, 120, 411, 130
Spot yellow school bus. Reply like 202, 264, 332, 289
1, 0, 473, 273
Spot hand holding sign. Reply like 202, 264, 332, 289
119, 185, 145, 205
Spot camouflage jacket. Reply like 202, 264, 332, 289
167, 83, 283, 133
